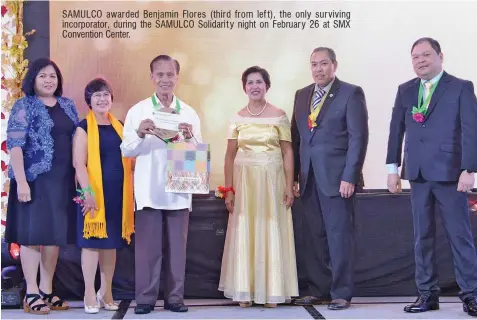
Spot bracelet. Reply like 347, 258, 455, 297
73, 185, 94, 205
215, 186, 235, 198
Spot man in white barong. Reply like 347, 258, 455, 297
120, 54, 202, 315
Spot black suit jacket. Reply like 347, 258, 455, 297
386, 72, 477, 181
291, 78, 369, 197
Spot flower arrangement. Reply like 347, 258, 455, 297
1, 0, 35, 238
215, 186, 235, 198
73, 185, 95, 205
1, 0, 36, 112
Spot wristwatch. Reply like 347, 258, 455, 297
465, 169, 476, 173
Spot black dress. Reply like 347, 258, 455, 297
76, 119, 126, 249
5, 103, 77, 246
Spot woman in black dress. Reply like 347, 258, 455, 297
5, 58, 78, 315
72, 78, 134, 313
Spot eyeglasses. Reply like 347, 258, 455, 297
92, 92, 111, 99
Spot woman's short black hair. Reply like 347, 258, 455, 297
84, 78, 114, 108
241, 66, 271, 92
21, 58, 63, 97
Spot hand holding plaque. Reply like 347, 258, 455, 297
137, 119, 156, 138
149, 107, 181, 141
178, 123, 193, 139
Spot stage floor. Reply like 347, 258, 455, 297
1, 297, 472, 319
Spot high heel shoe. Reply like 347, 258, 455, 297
84, 297, 99, 314
96, 292, 119, 311
264, 303, 277, 308
23, 294, 50, 315
39, 289, 69, 311
239, 301, 252, 308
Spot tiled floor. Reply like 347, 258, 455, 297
1, 297, 471, 319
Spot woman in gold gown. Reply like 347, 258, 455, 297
218, 66, 299, 308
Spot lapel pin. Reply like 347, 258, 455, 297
329, 94, 334, 98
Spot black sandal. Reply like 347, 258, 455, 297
23, 293, 50, 315
39, 289, 69, 310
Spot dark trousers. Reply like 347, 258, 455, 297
410, 176, 477, 299
135, 208, 190, 305
301, 171, 355, 301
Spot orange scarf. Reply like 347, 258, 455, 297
84, 110, 135, 244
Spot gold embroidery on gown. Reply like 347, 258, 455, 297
218, 114, 299, 304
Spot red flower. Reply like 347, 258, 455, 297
1, 112, 5, 120
1, 5, 8, 17
1, 76, 6, 90
412, 113, 425, 123
469, 199, 477, 212
1, 141, 7, 154
73, 196, 83, 204
1, 160, 7, 172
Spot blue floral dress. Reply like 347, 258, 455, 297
5, 102, 77, 246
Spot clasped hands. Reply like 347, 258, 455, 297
137, 119, 193, 139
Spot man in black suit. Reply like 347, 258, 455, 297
291, 47, 369, 310
386, 37, 477, 317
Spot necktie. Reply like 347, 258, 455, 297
313, 87, 326, 111
309, 87, 327, 131
423, 81, 432, 103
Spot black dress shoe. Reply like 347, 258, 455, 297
164, 301, 188, 312
135, 304, 154, 314
404, 294, 439, 313
328, 299, 350, 310
462, 296, 477, 317
293, 296, 331, 305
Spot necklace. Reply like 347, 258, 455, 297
246, 100, 268, 116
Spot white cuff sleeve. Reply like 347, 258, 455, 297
385, 163, 399, 175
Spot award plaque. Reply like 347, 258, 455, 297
150, 107, 180, 141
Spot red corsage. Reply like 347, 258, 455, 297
215, 186, 235, 198
411, 105, 426, 123
412, 112, 425, 123
73, 185, 94, 205
73, 196, 84, 205
469, 198, 477, 212
307, 117, 313, 129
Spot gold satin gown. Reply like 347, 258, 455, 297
218, 114, 299, 305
